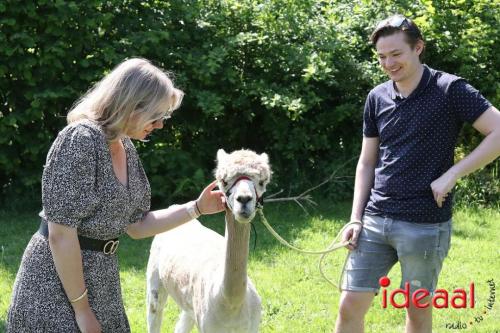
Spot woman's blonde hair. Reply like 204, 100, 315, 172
67, 58, 184, 141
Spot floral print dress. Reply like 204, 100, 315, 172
7, 119, 150, 332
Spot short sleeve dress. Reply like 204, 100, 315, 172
7, 119, 151, 332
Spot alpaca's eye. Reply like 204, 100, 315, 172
222, 180, 228, 187
259, 181, 264, 187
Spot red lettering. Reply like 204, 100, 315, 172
451, 289, 467, 308
470, 282, 475, 308
391, 282, 410, 308
412, 289, 430, 308
382, 288, 387, 308
380, 281, 475, 309
379, 276, 391, 308
379, 276, 391, 287
432, 289, 448, 308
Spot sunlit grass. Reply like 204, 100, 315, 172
1, 203, 498, 332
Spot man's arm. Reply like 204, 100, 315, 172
431, 106, 500, 207
343, 136, 379, 250
351, 137, 380, 221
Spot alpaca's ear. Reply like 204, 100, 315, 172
215, 149, 228, 182
217, 149, 228, 164
259, 153, 269, 164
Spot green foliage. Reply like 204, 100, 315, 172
1, 0, 498, 207
454, 160, 500, 208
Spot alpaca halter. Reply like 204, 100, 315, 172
224, 176, 263, 213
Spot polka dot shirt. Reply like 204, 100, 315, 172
363, 65, 491, 223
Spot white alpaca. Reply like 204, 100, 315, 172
146, 149, 272, 333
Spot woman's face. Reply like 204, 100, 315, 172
127, 115, 168, 140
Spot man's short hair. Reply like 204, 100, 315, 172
371, 15, 425, 60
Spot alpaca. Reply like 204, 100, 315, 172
146, 149, 272, 333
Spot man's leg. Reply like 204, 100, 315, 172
334, 291, 374, 333
391, 219, 452, 333
335, 215, 398, 333
406, 296, 432, 333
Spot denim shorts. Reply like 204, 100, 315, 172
341, 214, 452, 294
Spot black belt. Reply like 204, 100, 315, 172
38, 221, 120, 255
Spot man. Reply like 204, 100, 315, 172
334, 15, 500, 333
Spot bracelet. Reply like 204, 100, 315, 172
194, 200, 202, 216
186, 201, 200, 219
70, 288, 88, 303
348, 220, 363, 225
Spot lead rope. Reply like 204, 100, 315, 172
256, 203, 362, 289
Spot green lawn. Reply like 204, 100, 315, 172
0, 202, 498, 332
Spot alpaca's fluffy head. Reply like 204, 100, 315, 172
215, 149, 272, 223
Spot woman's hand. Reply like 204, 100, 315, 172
196, 180, 226, 215
74, 303, 102, 333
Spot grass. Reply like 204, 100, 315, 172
0, 202, 498, 332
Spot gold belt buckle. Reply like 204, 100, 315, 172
103, 240, 119, 255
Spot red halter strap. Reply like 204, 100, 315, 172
233, 176, 252, 183
225, 176, 261, 206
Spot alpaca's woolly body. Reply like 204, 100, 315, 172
146, 149, 271, 333
147, 218, 261, 332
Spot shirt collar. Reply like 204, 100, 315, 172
388, 64, 431, 100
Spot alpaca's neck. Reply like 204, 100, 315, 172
222, 212, 250, 306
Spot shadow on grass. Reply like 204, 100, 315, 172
198, 200, 351, 260
451, 210, 493, 241
0, 211, 40, 277
0, 209, 155, 275
0, 200, 351, 275
111, 199, 351, 271
451, 226, 485, 240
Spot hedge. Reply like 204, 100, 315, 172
1, 0, 498, 208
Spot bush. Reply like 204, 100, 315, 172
1, 0, 498, 208
454, 147, 500, 208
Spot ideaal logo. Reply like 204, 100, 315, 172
378, 277, 496, 330
378, 276, 474, 309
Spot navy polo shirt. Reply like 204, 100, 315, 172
363, 65, 491, 223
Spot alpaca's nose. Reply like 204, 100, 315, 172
236, 195, 252, 205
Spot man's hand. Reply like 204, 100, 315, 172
431, 170, 458, 208
342, 222, 363, 251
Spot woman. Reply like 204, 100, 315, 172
7, 58, 225, 332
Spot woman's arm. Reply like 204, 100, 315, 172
48, 223, 102, 333
126, 180, 225, 239
126, 202, 199, 239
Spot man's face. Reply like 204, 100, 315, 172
375, 31, 423, 84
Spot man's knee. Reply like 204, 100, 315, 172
337, 291, 374, 321
406, 303, 432, 331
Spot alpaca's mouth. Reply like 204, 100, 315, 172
234, 210, 255, 224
